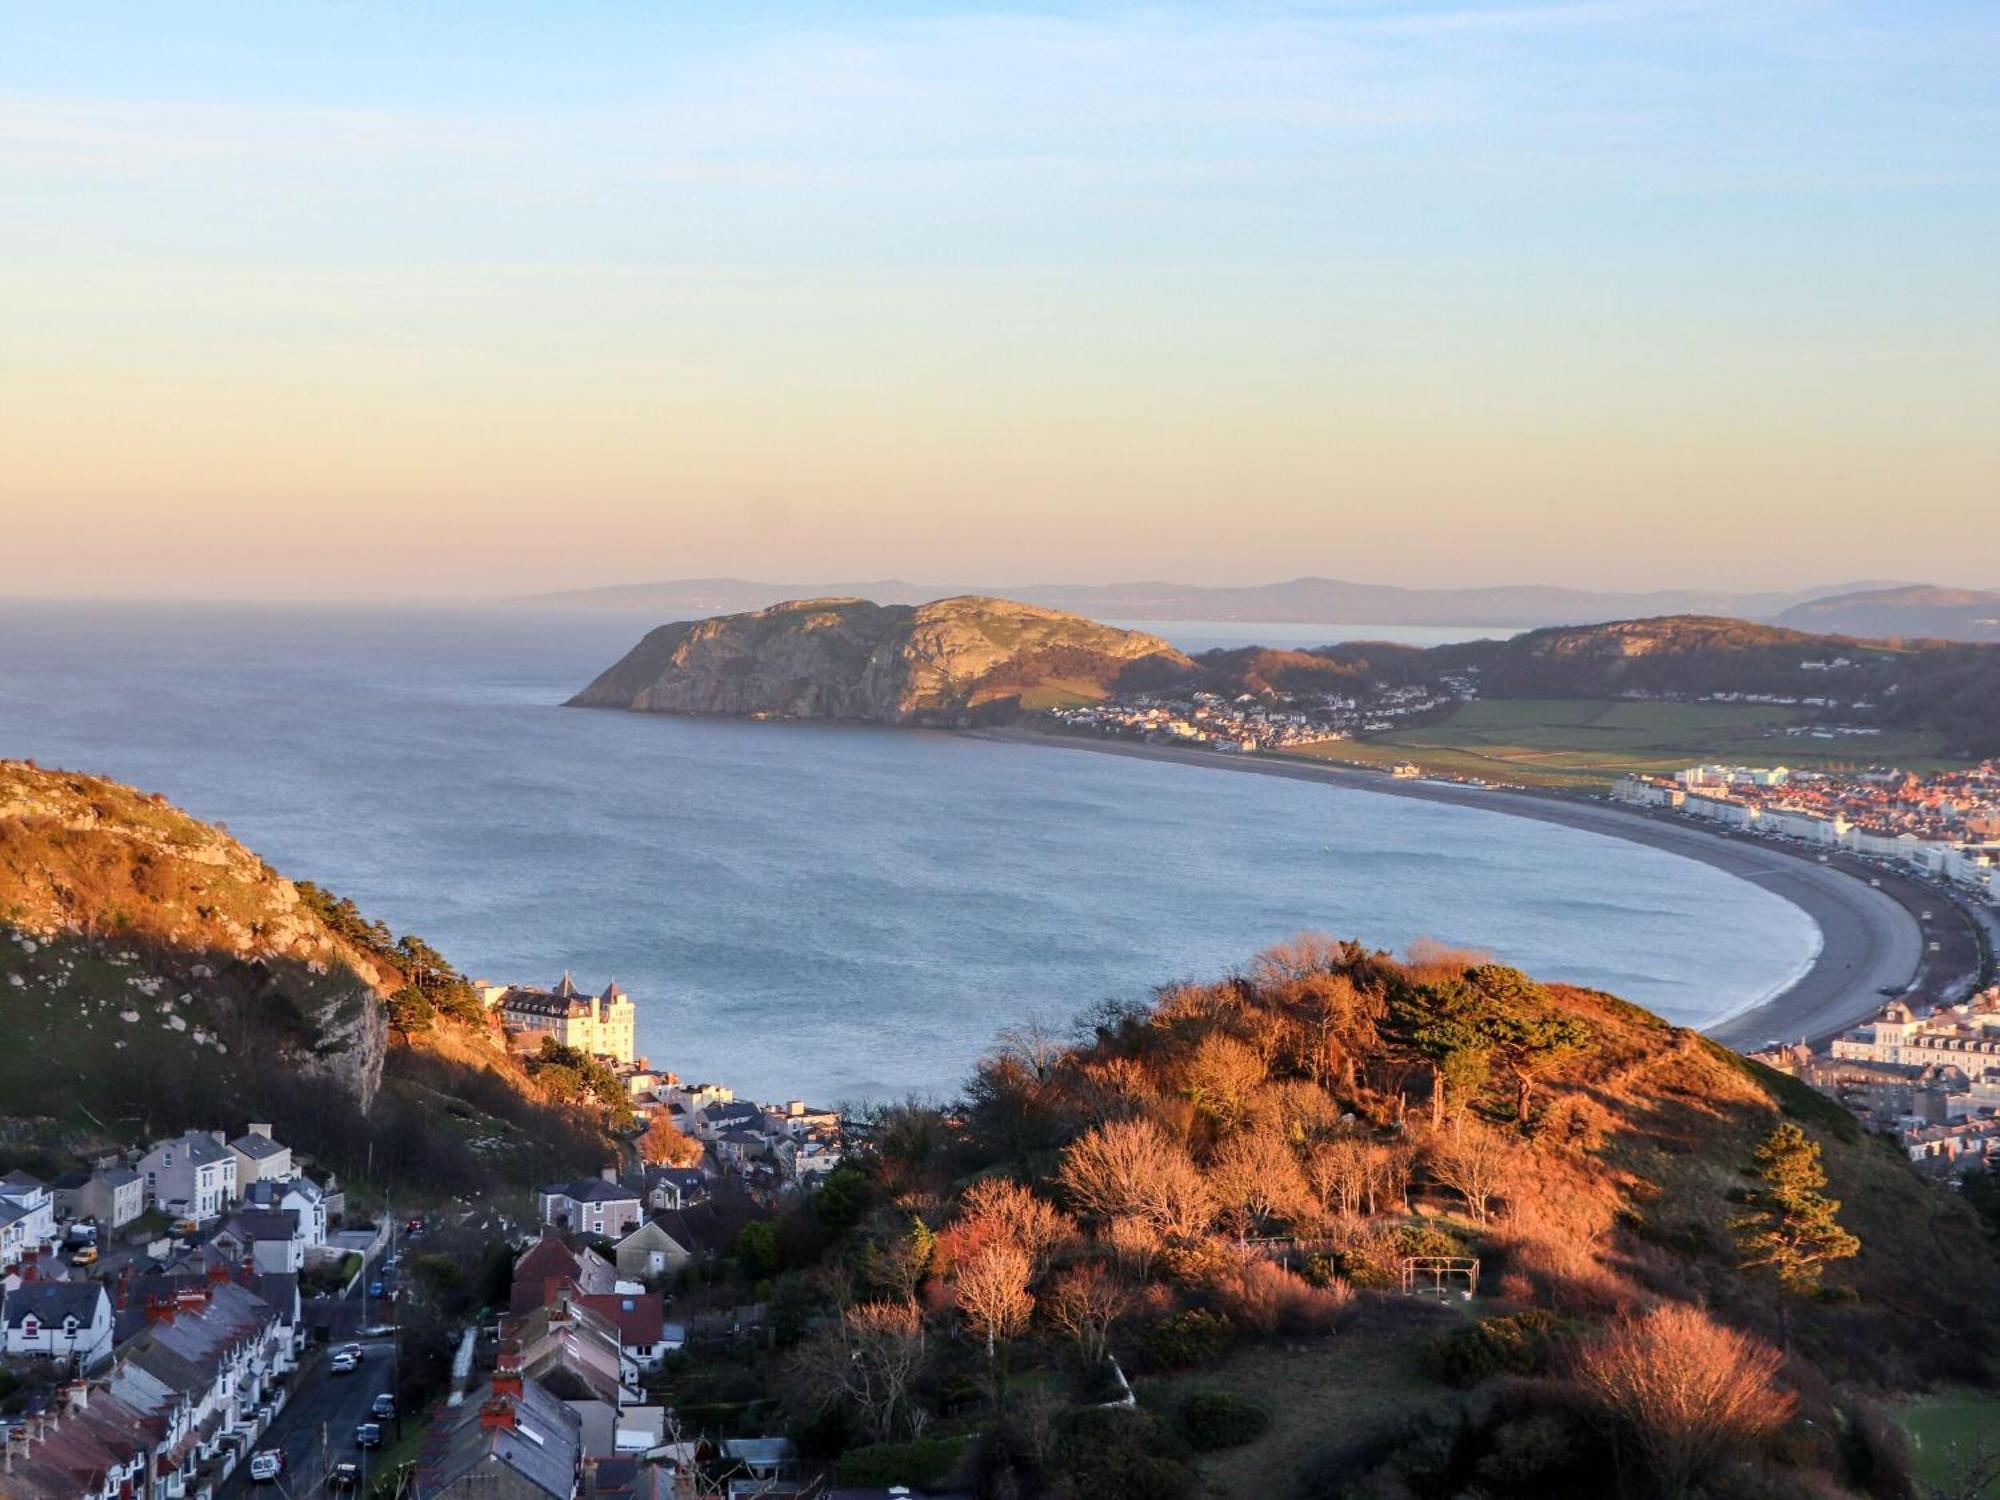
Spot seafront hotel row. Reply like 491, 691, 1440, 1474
1613, 763, 2000, 903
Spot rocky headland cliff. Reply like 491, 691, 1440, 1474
0, 760, 606, 1190
568, 594, 1196, 724
0, 760, 392, 1109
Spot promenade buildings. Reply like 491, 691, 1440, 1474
1613, 762, 2000, 902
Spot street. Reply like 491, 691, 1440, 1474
219, 1338, 402, 1500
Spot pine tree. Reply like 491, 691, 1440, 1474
1731, 1123, 1860, 1296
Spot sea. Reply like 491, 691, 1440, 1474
0, 601, 1819, 1105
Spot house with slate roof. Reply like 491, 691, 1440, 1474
415, 1358, 583, 1500
136, 1132, 237, 1222
1, 1171, 58, 1258
100, 1271, 291, 1497
537, 1173, 643, 1240
0, 1379, 156, 1500
2, 1282, 114, 1370
226, 1126, 294, 1190
51, 1168, 144, 1231
509, 1235, 619, 1316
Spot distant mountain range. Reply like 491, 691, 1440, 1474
521, 575, 1933, 631
1773, 585, 2000, 643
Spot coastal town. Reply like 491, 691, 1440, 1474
1603, 763, 2000, 1181
0, 972, 847, 1500
1045, 678, 1472, 754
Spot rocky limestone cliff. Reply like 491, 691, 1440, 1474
567, 595, 1196, 724
0, 761, 392, 1109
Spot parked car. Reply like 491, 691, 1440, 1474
172, 1217, 200, 1236
339, 1342, 365, 1360
330, 1350, 361, 1375
371, 1393, 396, 1420
329, 1463, 361, 1491
69, 1245, 99, 1266
368, 1280, 385, 1298
355, 1423, 382, 1450
65, 1223, 98, 1247
248, 1450, 285, 1483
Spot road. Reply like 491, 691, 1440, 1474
219, 1338, 403, 1500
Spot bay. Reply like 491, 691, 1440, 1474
0, 602, 1817, 1104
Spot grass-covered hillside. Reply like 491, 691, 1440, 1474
0, 760, 607, 1195
1290, 698, 1966, 790
731, 938, 1998, 1500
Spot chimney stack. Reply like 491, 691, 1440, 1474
477, 1397, 518, 1433
20, 1250, 36, 1284
144, 1295, 176, 1325
247, 1124, 272, 1140
600, 1165, 619, 1184
491, 1354, 524, 1400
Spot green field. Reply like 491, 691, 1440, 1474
1285, 699, 1964, 791
1896, 1391, 2000, 1492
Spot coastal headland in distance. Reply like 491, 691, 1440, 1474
973, 727, 1967, 1051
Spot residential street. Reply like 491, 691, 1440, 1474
218, 1338, 401, 1500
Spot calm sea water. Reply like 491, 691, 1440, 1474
0, 602, 1816, 1104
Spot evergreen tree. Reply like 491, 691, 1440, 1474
1731, 1123, 1859, 1295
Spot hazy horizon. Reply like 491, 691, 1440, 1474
8, 2, 1996, 599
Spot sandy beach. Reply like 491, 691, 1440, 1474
976, 728, 1928, 1049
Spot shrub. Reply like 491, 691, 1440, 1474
1177, 1390, 1271, 1452
1210, 1255, 1351, 1336
1433, 1309, 1566, 1387
1572, 1303, 1795, 1497
1059, 1410, 1197, 1500
831, 1435, 972, 1489
1139, 1308, 1235, 1370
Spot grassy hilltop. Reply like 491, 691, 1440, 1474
738, 939, 2000, 1499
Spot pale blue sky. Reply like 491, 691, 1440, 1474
4, 1, 1996, 597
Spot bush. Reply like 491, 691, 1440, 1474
1177, 1390, 1270, 1452
1433, 1309, 1566, 1387
1210, 1255, 1351, 1336
1139, 1308, 1235, 1370
1059, 1410, 1197, 1500
831, 1435, 972, 1489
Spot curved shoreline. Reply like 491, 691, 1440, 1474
970, 728, 1926, 1049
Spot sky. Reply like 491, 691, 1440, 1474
2, 1, 1996, 600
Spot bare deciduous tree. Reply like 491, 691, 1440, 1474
1573, 1303, 1794, 1500
1104, 1215, 1161, 1280
1308, 1138, 1373, 1219
1428, 1118, 1517, 1225
1209, 1125, 1311, 1238
955, 1240, 1035, 1407
1044, 1261, 1132, 1367
956, 1177, 1075, 1277
1180, 1033, 1268, 1128
788, 1300, 929, 1443
637, 1112, 704, 1168
1057, 1117, 1214, 1239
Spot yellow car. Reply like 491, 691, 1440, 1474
70, 1245, 99, 1266
172, 1218, 200, 1236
